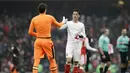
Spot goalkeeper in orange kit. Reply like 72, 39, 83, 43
28, 3, 67, 73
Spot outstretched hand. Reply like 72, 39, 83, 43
62, 16, 68, 24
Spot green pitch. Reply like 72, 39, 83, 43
70, 63, 118, 73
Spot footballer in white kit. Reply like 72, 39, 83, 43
62, 20, 86, 60
60, 9, 97, 73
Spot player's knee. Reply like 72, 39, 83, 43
33, 59, 40, 71
49, 59, 57, 65
73, 61, 79, 66
33, 59, 40, 67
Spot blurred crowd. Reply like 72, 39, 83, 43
0, 9, 129, 73
0, 12, 33, 72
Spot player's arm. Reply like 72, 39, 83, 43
116, 37, 122, 49
77, 24, 86, 39
80, 24, 96, 52
124, 40, 130, 46
116, 37, 123, 52
59, 23, 68, 30
84, 38, 97, 52
81, 24, 97, 51
28, 19, 37, 36
123, 37, 129, 46
98, 37, 104, 55
81, 24, 86, 38
51, 16, 67, 28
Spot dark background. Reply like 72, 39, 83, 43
0, 0, 129, 72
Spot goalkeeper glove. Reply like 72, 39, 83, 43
62, 16, 68, 24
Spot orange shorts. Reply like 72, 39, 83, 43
34, 38, 55, 59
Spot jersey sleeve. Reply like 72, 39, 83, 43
85, 38, 97, 52
59, 23, 68, 30
127, 36, 129, 44
98, 36, 103, 49
82, 24, 86, 38
28, 18, 37, 36
51, 16, 64, 28
116, 37, 121, 49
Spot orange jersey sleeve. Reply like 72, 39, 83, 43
51, 16, 63, 28
28, 14, 63, 37
28, 18, 37, 36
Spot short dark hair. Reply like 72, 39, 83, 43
38, 3, 47, 13
73, 9, 80, 15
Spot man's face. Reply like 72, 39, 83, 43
122, 29, 127, 35
72, 11, 80, 21
105, 29, 109, 36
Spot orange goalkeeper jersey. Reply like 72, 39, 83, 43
28, 13, 63, 37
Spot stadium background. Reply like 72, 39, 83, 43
0, 0, 130, 73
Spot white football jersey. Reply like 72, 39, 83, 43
60, 20, 97, 52
60, 21, 86, 42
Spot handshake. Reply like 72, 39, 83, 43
62, 16, 68, 24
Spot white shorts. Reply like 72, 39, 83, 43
66, 41, 82, 63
